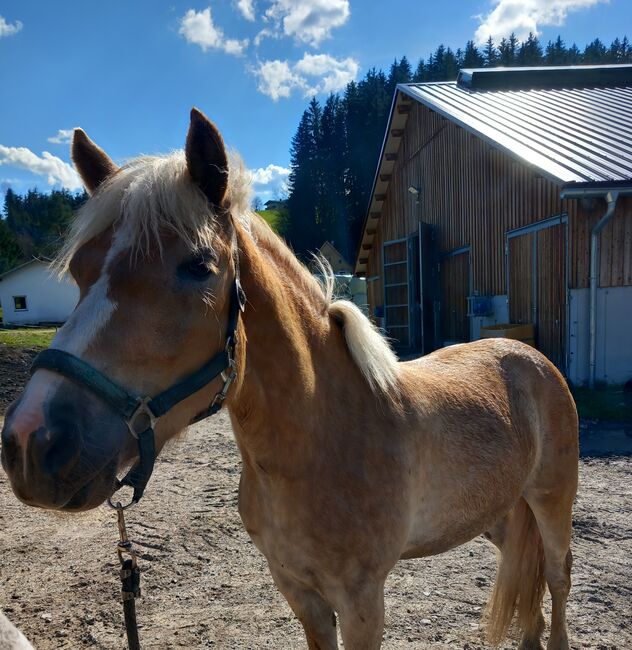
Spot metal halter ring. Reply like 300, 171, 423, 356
107, 491, 137, 511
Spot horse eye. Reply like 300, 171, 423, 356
179, 255, 215, 280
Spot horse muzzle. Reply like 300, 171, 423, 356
1, 383, 130, 511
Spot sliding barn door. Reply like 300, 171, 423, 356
440, 248, 470, 345
507, 215, 568, 371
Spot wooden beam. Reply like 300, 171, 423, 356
384, 153, 397, 162
356, 271, 366, 277
397, 104, 412, 114
362, 243, 372, 251
390, 128, 404, 138
359, 257, 369, 264
380, 174, 391, 182
374, 194, 386, 202
369, 211, 381, 220
367, 228, 377, 235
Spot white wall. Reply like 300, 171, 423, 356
568, 286, 632, 386
0, 261, 79, 325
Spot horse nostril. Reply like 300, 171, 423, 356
1, 425, 21, 470
30, 424, 80, 475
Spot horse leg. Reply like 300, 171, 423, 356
526, 492, 574, 650
269, 565, 339, 650
334, 580, 385, 650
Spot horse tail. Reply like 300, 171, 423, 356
485, 498, 546, 645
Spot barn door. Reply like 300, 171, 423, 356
440, 247, 471, 345
383, 238, 411, 349
506, 215, 568, 371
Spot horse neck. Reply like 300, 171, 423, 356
228, 221, 350, 456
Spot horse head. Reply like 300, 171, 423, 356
1, 109, 244, 510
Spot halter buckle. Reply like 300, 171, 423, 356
126, 397, 157, 439
211, 358, 237, 409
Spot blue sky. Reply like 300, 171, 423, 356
0, 0, 630, 202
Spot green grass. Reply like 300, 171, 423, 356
0, 328, 56, 349
572, 385, 632, 422
256, 209, 286, 233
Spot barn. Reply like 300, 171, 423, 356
0, 259, 78, 326
354, 64, 632, 387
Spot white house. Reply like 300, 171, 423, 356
0, 259, 79, 326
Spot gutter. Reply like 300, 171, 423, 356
560, 185, 632, 388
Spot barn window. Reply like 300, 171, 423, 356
13, 296, 27, 311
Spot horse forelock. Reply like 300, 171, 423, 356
54, 150, 253, 276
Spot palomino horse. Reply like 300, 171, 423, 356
1, 109, 578, 649
0, 612, 33, 649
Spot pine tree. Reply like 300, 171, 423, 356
498, 33, 519, 66
412, 58, 427, 82
518, 33, 543, 65
583, 38, 607, 64
287, 103, 322, 255
462, 41, 484, 68
545, 36, 567, 65
567, 43, 582, 64
483, 36, 499, 67
386, 57, 413, 97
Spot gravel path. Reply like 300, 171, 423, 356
0, 408, 630, 649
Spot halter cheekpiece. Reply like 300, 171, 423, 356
29, 232, 246, 507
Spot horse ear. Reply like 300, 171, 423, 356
185, 108, 229, 207
71, 129, 119, 194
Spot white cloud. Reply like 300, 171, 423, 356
255, 53, 359, 101
179, 7, 248, 56
264, 0, 350, 48
295, 54, 359, 95
0, 145, 82, 191
235, 0, 256, 21
474, 0, 608, 45
47, 129, 74, 145
0, 15, 22, 38
251, 164, 289, 197
255, 59, 306, 100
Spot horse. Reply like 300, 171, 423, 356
0, 612, 34, 649
0, 108, 578, 650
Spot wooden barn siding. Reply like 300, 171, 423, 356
574, 196, 632, 288
366, 101, 631, 315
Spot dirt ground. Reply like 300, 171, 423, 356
0, 344, 630, 649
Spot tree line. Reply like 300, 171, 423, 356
1, 34, 631, 273
0, 188, 87, 274
285, 34, 632, 262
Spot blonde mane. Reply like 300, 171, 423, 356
55, 149, 400, 395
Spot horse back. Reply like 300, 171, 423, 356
397, 338, 577, 557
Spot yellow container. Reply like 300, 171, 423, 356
480, 323, 535, 345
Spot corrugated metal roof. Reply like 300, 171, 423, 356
399, 80, 632, 184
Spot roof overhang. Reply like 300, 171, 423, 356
353, 90, 413, 275
0, 258, 49, 281
560, 180, 632, 199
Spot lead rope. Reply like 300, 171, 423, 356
114, 502, 142, 650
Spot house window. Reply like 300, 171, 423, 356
13, 296, 27, 311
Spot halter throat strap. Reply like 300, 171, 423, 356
30, 230, 246, 505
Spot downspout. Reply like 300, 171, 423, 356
588, 191, 618, 388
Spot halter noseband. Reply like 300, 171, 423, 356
29, 237, 246, 507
